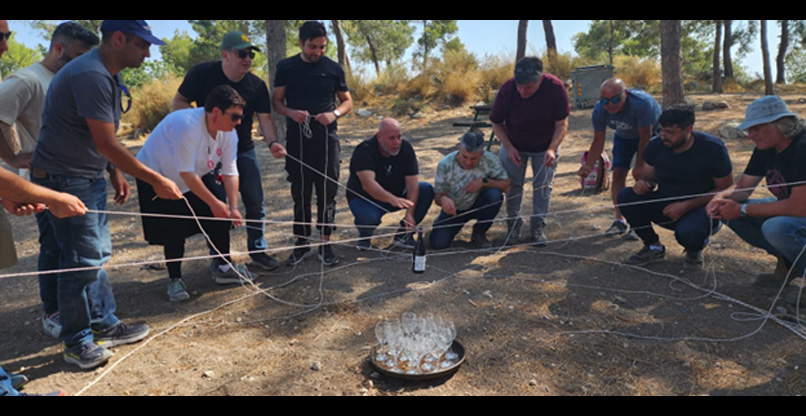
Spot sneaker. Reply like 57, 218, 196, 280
212, 263, 256, 285
530, 228, 548, 247
505, 219, 522, 245
318, 244, 339, 266
356, 237, 371, 251
286, 241, 313, 266
785, 285, 806, 309
63, 342, 112, 370
167, 278, 190, 302
622, 229, 640, 241
684, 249, 704, 270
18, 390, 67, 396
755, 256, 792, 288
605, 220, 629, 236
625, 245, 666, 266
471, 230, 492, 249
93, 322, 150, 348
392, 231, 416, 249
10, 373, 28, 390
42, 311, 61, 339
249, 252, 280, 272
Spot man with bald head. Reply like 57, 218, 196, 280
346, 118, 434, 251
578, 77, 661, 239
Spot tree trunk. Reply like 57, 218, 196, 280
760, 20, 775, 95
265, 20, 287, 141
775, 20, 789, 84
366, 34, 381, 76
516, 20, 528, 63
723, 20, 734, 78
331, 20, 350, 74
713, 20, 723, 93
542, 20, 557, 58
660, 20, 685, 107
608, 20, 615, 65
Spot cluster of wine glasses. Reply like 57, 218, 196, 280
373, 312, 459, 375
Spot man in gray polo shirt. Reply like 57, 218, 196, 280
31, 20, 183, 370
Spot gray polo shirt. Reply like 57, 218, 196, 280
32, 48, 121, 178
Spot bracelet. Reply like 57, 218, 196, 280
268, 140, 279, 148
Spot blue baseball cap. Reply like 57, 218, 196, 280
100, 20, 165, 45
737, 95, 798, 130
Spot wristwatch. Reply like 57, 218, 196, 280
333, 109, 342, 118
739, 203, 748, 218
482, 178, 489, 188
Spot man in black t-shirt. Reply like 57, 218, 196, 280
272, 21, 352, 266
707, 95, 806, 307
172, 30, 286, 272
346, 118, 434, 251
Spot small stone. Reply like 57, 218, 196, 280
311, 361, 322, 371
202, 370, 215, 379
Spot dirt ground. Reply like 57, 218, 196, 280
3, 92, 806, 396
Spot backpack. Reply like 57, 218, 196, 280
580, 151, 611, 192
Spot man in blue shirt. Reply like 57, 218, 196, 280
31, 20, 183, 370
618, 105, 733, 269
579, 78, 661, 240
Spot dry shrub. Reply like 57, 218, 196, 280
122, 74, 182, 138
613, 55, 660, 89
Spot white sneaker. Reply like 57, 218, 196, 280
42, 312, 61, 339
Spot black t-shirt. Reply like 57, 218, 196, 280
177, 60, 271, 153
346, 135, 419, 202
274, 54, 348, 133
744, 130, 806, 200
642, 131, 733, 198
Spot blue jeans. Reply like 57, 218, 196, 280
237, 148, 267, 257
724, 198, 806, 276
429, 188, 504, 249
32, 172, 119, 348
498, 146, 557, 232
348, 182, 434, 238
0, 366, 18, 396
612, 133, 640, 170
617, 187, 721, 250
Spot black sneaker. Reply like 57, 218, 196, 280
625, 245, 665, 266
249, 252, 280, 271
392, 231, 416, 249
605, 220, 629, 236
286, 241, 313, 266
63, 342, 112, 370
530, 228, 548, 247
93, 322, 150, 348
318, 244, 339, 266
471, 230, 492, 249
754, 256, 792, 288
683, 249, 704, 270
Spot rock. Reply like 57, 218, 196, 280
311, 361, 322, 371
718, 122, 747, 140
202, 370, 215, 379
356, 108, 373, 118
702, 101, 730, 111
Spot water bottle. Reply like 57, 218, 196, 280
412, 228, 426, 273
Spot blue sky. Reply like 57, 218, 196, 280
7, 19, 766, 77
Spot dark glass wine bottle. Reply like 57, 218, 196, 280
412, 228, 426, 273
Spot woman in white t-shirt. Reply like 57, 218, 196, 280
136, 85, 252, 302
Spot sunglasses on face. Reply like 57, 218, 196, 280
599, 91, 624, 105
224, 111, 244, 123
236, 49, 255, 60
0, 31, 12, 41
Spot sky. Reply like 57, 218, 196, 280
6, 19, 767, 77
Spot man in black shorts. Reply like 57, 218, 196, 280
172, 30, 286, 272
272, 21, 352, 266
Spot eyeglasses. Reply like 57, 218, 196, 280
236, 49, 255, 60
120, 84, 132, 113
0, 31, 12, 41
599, 91, 624, 106
224, 111, 244, 123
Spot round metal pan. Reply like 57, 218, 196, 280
369, 340, 466, 381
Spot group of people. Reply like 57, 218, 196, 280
1, 20, 805, 388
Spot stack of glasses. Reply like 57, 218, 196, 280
373, 312, 459, 375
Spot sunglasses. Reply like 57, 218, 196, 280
120, 84, 132, 113
599, 91, 624, 106
0, 31, 11, 41
236, 49, 255, 60
224, 111, 244, 123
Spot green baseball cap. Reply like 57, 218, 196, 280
221, 30, 260, 52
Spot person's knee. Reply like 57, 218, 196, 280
429, 231, 452, 250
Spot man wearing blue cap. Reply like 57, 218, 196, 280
707, 95, 806, 307
30, 20, 183, 370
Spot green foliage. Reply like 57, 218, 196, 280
341, 20, 414, 74
0, 38, 42, 75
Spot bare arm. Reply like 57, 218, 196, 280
0, 122, 30, 169
579, 130, 607, 177
544, 117, 569, 167
171, 91, 193, 111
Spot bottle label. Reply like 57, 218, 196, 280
413, 255, 426, 272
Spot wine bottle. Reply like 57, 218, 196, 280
412, 228, 426, 273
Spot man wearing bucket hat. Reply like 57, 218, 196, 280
489, 56, 569, 246
173, 30, 286, 274
707, 95, 806, 306
30, 20, 183, 370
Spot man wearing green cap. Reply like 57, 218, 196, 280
172, 30, 286, 273
707, 95, 806, 307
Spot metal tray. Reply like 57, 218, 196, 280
369, 340, 466, 381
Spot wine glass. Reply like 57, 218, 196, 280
374, 320, 388, 363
